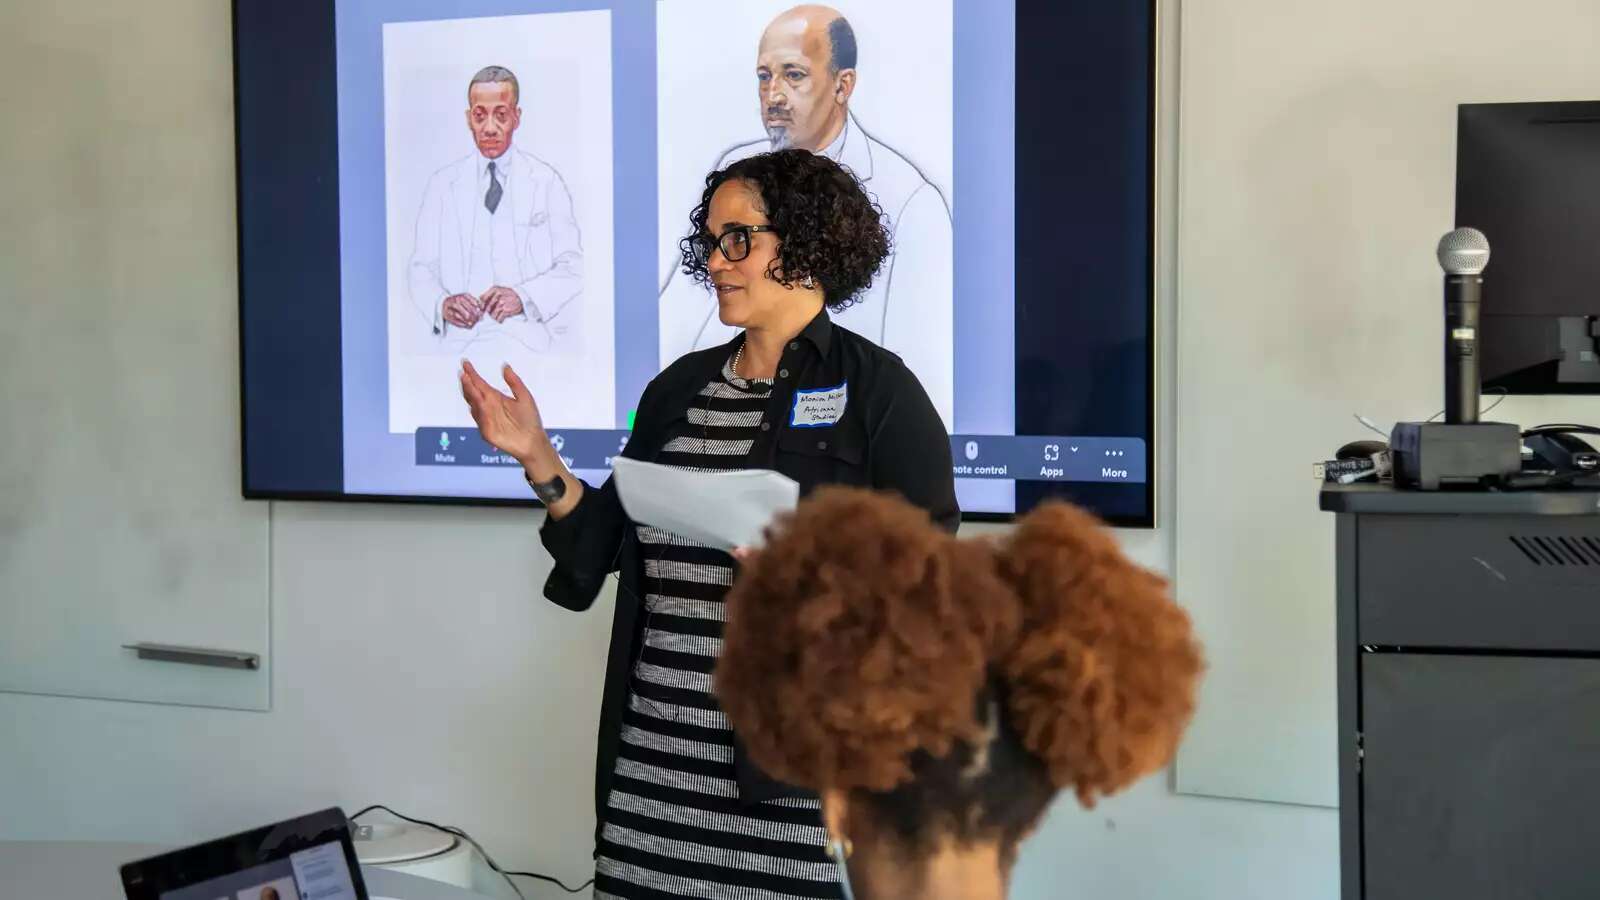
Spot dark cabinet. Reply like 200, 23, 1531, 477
1323, 485, 1600, 899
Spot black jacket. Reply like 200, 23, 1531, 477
538, 311, 958, 841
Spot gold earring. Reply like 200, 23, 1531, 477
824, 837, 853, 860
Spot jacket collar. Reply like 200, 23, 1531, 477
723, 308, 834, 365
829, 112, 874, 183
798, 307, 834, 357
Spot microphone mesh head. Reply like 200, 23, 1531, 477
1437, 227, 1490, 275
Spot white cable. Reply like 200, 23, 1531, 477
1354, 414, 1388, 438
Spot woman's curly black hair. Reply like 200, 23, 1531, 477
679, 149, 892, 311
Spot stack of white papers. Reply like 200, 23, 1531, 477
611, 457, 800, 551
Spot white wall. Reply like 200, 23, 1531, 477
1172, 0, 1600, 810
6, 0, 1600, 898
0, 0, 271, 715
1, 503, 615, 897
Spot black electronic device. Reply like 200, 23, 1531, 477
1390, 422, 1522, 490
231, 0, 1160, 525
120, 807, 368, 900
1524, 428, 1600, 474
1336, 440, 1388, 461
1457, 100, 1600, 394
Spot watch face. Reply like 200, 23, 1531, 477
533, 476, 566, 503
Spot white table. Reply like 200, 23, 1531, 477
0, 842, 501, 900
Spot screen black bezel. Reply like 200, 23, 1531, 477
119, 807, 367, 900
233, 0, 1159, 527
1457, 100, 1600, 398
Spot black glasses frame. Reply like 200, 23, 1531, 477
696, 224, 777, 264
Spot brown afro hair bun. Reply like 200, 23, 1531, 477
996, 502, 1204, 807
716, 487, 1020, 793
717, 488, 1204, 819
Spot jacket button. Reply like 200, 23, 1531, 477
778, 368, 790, 379
760, 422, 771, 432
817, 440, 828, 450
789, 341, 800, 351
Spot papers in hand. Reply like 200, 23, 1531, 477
611, 457, 800, 551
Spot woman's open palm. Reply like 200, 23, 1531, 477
459, 360, 545, 462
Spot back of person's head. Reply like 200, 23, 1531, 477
716, 488, 1203, 898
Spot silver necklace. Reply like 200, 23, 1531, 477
731, 341, 745, 379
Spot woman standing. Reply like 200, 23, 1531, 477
459, 149, 956, 898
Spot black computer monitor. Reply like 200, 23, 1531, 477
1456, 100, 1600, 394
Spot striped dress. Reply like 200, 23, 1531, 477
594, 357, 842, 900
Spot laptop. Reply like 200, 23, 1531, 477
120, 807, 369, 900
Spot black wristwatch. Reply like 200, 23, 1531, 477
526, 471, 568, 504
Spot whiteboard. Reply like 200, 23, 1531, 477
0, 0, 269, 710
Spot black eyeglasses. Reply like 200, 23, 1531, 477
693, 224, 777, 265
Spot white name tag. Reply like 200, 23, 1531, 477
790, 382, 848, 428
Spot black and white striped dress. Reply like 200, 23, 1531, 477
594, 357, 842, 900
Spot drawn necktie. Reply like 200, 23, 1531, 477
485, 160, 503, 214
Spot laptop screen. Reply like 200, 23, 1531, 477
121, 808, 367, 900
159, 839, 359, 900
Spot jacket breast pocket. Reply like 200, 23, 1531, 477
515, 220, 553, 273
776, 427, 867, 494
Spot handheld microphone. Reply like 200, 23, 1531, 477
1388, 229, 1519, 489
1437, 227, 1490, 424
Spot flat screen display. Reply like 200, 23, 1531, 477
236, 0, 1156, 523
